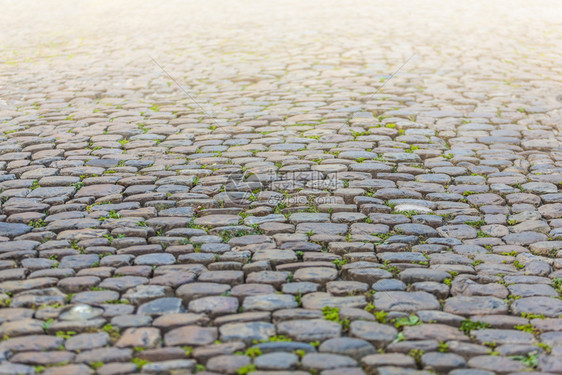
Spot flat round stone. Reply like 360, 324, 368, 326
194, 215, 240, 226
242, 294, 297, 311
511, 297, 562, 318
349, 321, 397, 347
254, 352, 299, 370
301, 292, 366, 309
188, 296, 239, 317
373, 291, 440, 312
277, 319, 342, 341
219, 322, 275, 343
138, 297, 185, 316
294, 267, 338, 284
164, 326, 217, 346
302, 353, 358, 370
134, 253, 176, 265
444, 296, 508, 316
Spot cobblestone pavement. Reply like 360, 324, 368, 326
1, 0, 562, 374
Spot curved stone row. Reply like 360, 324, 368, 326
0, 0, 561, 374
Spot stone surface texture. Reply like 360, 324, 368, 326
0, 0, 561, 374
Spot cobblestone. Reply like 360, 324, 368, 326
0, 0, 561, 373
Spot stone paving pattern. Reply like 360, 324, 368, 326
1, 0, 562, 374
